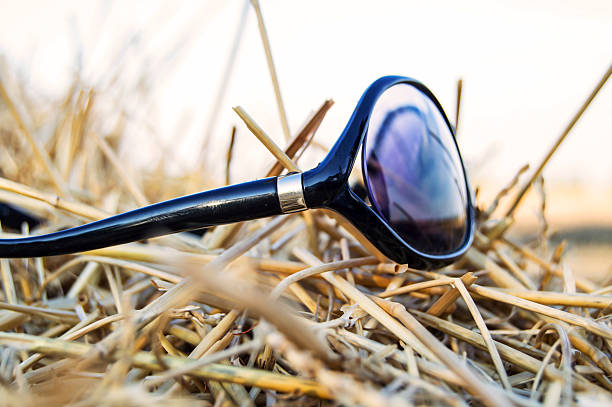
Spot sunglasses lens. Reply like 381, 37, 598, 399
363, 83, 469, 256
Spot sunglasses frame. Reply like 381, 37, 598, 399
0, 76, 473, 268
302, 76, 474, 268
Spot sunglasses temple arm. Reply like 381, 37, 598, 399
0, 178, 282, 258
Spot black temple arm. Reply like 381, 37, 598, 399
0, 178, 281, 258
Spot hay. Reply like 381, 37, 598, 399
0, 7, 611, 406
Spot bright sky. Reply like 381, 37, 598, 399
1, 0, 611, 187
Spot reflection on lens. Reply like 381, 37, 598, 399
363, 83, 468, 255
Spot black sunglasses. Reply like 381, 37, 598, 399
0, 76, 474, 269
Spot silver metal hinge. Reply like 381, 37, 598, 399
277, 173, 307, 213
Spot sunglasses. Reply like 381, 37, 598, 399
0, 76, 474, 269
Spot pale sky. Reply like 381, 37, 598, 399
1, 0, 611, 187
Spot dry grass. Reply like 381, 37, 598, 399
0, 5, 611, 406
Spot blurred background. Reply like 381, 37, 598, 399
0, 0, 610, 279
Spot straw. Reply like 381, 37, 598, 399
249, 0, 291, 141
0, 23, 610, 406
506, 63, 612, 217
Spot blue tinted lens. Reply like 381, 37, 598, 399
363, 83, 468, 255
